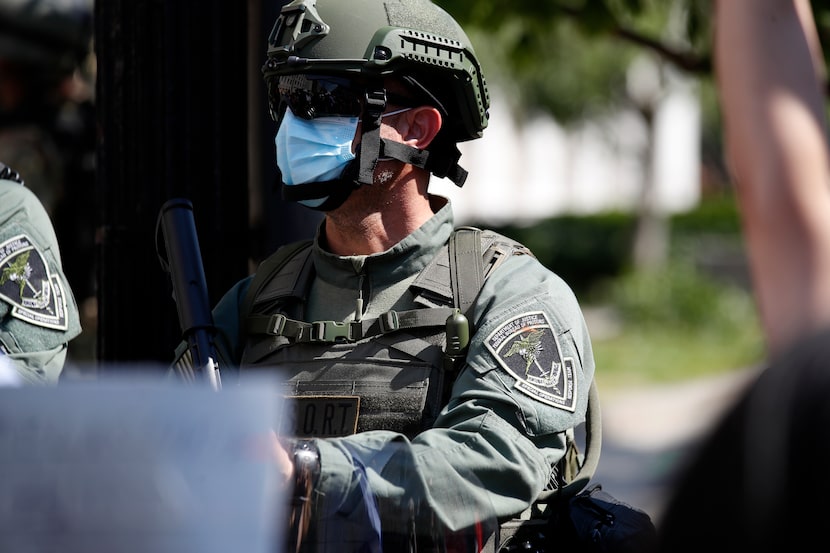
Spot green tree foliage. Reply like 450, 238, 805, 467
435, 1, 827, 382
437, 0, 829, 123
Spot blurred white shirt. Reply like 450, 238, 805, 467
0, 352, 21, 386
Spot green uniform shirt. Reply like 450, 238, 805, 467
0, 178, 81, 384
211, 196, 596, 532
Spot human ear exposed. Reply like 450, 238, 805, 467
400, 106, 442, 149
377, 106, 440, 145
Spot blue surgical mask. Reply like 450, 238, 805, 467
276, 108, 358, 185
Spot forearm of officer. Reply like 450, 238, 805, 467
306, 405, 558, 533
283, 370, 578, 534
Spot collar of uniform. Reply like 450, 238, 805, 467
312, 195, 454, 289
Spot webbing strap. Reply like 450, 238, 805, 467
247, 306, 456, 342
357, 88, 386, 184
449, 227, 483, 314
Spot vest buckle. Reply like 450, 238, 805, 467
310, 320, 353, 342
378, 311, 400, 333
268, 314, 287, 335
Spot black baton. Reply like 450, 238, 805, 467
156, 198, 221, 389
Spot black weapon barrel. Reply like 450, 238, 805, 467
158, 198, 215, 371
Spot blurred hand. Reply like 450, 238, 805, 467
271, 430, 296, 490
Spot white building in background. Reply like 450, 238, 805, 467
433, 73, 701, 227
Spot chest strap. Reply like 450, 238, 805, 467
247, 306, 456, 343
242, 227, 527, 344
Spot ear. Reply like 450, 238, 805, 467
403, 106, 443, 149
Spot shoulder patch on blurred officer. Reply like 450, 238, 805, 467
0, 233, 71, 330
0, 163, 81, 384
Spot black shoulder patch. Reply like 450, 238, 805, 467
486, 311, 577, 412
0, 234, 70, 330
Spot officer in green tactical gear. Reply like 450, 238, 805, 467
172, 0, 597, 550
0, 163, 81, 384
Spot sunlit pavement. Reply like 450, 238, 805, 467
592, 366, 760, 525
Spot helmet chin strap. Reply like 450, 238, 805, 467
377, 138, 468, 186
357, 84, 469, 187
280, 174, 356, 211
355, 86, 386, 186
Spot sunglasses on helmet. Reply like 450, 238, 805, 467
270, 74, 422, 121
273, 75, 362, 120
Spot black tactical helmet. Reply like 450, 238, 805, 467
262, 0, 490, 145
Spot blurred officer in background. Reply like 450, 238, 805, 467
0, 0, 96, 363
0, 162, 81, 384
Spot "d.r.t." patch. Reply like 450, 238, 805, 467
0, 234, 70, 330
485, 311, 577, 412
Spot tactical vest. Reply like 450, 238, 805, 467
238, 227, 531, 440
236, 227, 605, 553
